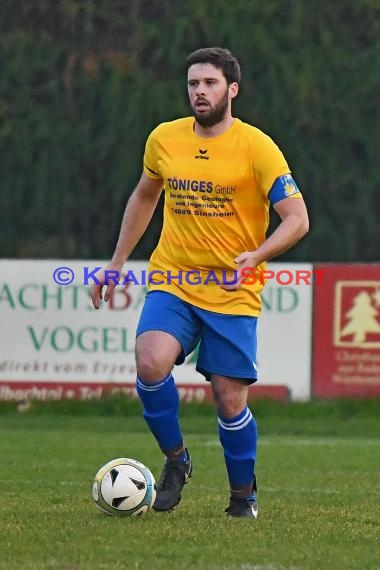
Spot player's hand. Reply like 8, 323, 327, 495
90, 262, 123, 309
221, 251, 259, 291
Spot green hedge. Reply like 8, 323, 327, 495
1, 0, 379, 260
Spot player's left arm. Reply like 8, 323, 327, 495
250, 172, 310, 264
256, 195, 309, 262
222, 177, 309, 290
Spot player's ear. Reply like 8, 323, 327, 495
229, 82, 239, 99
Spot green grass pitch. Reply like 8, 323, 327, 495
1, 398, 379, 570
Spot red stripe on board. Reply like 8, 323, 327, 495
0, 381, 289, 402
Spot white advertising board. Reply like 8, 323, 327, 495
0, 260, 312, 400
257, 263, 313, 399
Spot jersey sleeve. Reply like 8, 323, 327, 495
143, 128, 162, 180
252, 132, 291, 197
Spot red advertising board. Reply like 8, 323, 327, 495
0, 382, 289, 402
313, 264, 380, 397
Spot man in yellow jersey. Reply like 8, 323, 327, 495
91, 47, 309, 518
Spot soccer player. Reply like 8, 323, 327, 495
91, 47, 309, 518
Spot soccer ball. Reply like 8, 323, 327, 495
92, 457, 156, 517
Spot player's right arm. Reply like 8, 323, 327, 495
91, 172, 163, 309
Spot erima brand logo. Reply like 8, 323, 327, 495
195, 148, 209, 160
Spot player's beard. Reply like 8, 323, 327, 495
192, 88, 229, 128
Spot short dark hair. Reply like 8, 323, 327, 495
186, 47, 241, 85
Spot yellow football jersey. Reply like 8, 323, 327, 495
143, 117, 292, 316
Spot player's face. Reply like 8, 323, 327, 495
187, 63, 238, 128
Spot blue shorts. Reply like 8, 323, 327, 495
136, 291, 258, 384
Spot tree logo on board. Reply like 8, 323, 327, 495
334, 282, 380, 348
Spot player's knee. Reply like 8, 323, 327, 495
214, 390, 247, 418
217, 399, 246, 419
212, 377, 248, 418
136, 352, 171, 382
213, 386, 248, 418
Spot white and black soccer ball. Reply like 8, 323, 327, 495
92, 457, 156, 517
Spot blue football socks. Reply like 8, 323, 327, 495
218, 406, 257, 492
136, 373, 184, 455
